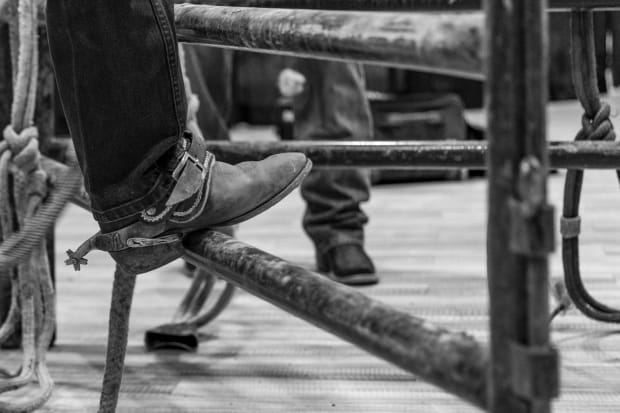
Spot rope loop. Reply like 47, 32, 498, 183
3, 124, 40, 173
558, 10, 620, 324
578, 101, 615, 142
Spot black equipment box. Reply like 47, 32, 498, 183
369, 92, 468, 184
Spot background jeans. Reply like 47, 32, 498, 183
46, 0, 186, 225
290, 59, 372, 256
183, 46, 372, 255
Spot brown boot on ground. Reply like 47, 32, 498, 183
316, 244, 378, 286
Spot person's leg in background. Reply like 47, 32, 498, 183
182, 45, 235, 142
290, 59, 378, 286
45, 1, 310, 274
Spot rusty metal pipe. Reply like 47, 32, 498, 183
183, 230, 488, 408
177, 0, 620, 11
485, 0, 557, 411
175, 0, 483, 10
204, 140, 620, 170
41, 140, 620, 188
174, 4, 485, 80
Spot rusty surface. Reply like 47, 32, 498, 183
175, 0, 483, 10
485, 0, 556, 412
174, 4, 484, 79
183, 230, 488, 408
40, 140, 620, 179
205, 140, 620, 169
177, 0, 620, 11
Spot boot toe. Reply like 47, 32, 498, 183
180, 152, 312, 229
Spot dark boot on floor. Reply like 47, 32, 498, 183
316, 244, 378, 286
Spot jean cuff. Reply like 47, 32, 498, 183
90, 170, 176, 224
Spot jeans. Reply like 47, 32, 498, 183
46, 0, 185, 226
184, 47, 372, 254
290, 59, 372, 255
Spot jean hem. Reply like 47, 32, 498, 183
90, 171, 176, 224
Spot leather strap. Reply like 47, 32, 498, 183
165, 135, 211, 207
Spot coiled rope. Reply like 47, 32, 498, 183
0, 0, 81, 411
558, 10, 620, 323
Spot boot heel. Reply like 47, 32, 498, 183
110, 242, 185, 275
315, 251, 330, 273
65, 227, 184, 275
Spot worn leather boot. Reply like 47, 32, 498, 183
66, 135, 312, 274
316, 244, 378, 286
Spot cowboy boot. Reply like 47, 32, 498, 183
316, 244, 378, 286
66, 134, 312, 274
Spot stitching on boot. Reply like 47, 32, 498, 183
140, 204, 173, 222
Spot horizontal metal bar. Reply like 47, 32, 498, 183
41, 140, 620, 184
205, 140, 620, 169
177, 0, 620, 12
175, 0, 483, 10
174, 4, 485, 79
183, 230, 488, 408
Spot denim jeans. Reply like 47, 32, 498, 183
184, 47, 371, 254
290, 59, 372, 254
46, 0, 185, 226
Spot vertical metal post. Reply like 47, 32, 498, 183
485, 0, 558, 412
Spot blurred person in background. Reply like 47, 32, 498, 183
183, 46, 378, 285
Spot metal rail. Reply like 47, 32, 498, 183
204, 140, 620, 169
177, 0, 620, 12
42, 140, 620, 176
485, 0, 557, 411
23, 0, 563, 410
183, 230, 488, 408
174, 4, 485, 80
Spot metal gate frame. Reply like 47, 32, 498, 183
9, 1, 620, 411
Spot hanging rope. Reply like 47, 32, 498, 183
557, 10, 620, 323
0, 0, 80, 411
98, 265, 137, 413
